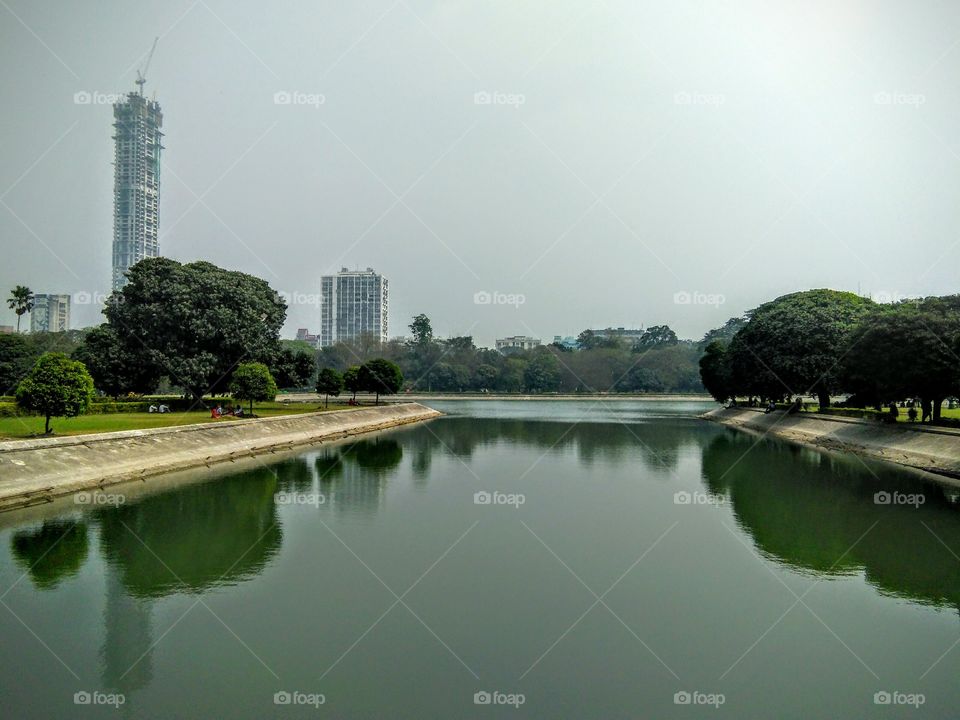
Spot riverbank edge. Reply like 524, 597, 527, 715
0, 403, 441, 513
279, 392, 714, 403
703, 406, 960, 482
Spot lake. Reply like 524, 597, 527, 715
2, 400, 959, 718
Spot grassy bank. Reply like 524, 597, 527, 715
0, 401, 357, 439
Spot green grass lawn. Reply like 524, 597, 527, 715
0, 401, 355, 439
805, 405, 960, 423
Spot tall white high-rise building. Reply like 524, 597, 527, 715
30, 294, 71, 333
319, 268, 388, 347
112, 88, 163, 291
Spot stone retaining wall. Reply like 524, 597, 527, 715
0, 403, 440, 512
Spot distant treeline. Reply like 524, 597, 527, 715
699, 289, 960, 421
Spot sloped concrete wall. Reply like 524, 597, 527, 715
0, 404, 440, 512
704, 407, 960, 481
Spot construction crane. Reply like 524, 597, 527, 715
135, 37, 159, 95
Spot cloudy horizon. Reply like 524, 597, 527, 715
2, 0, 958, 346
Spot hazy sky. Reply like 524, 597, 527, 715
1, 0, 958, 345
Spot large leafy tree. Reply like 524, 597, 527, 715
729, 289, 874, 408
15, 352, 95, 434
843, 297, 960, 419
73, 325, 160, 398
699, 341, 733, 403
228, 362, 278, 416
523, 350, 561, 393
104, 258, 286, 402
316, 367, 344, 408
0, 333, 34, 394
635, 325, 679, 350
6, 285, 34, 333
271, 346, 316, 389
359, 358, 403, 404
409, 314, 433, 345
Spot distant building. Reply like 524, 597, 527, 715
593, 327, 645, 343
319, 268, 389, 347
30, 294, 71, 333
295, 328, 319, 348
112, 89, 163, 291
552, 335, 578, 350
496, 335, 541, 353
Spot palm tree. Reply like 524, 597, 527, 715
7, 285, 34, 333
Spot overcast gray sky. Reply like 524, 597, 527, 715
1, 0, 958, 345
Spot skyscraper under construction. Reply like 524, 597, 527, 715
111, 88, 163, 290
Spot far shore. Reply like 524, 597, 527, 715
279, 392, 714, 403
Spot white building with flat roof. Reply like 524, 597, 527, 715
319, 268, 388, 347
496, 335, 541, 353
31, 294, 71, 333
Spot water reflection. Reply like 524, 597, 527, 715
10, 521, 89, 590
702, 430, 960, 610
409, 416, 706, 474
321, 438, 403, 517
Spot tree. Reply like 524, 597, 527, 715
635, 325, 678, 350
343, 365, 362, 401
0, 333, 34, 394
842, 298, 960, 420
699, 341, 733, 403
359, 358, 403, 404
271, 346, 316, 389
316, 367, 344, 408
409, 314, 433, 345
15, 353, 94, 434
228, 362, 278, 416
523, 350, 561, 393
6, 285, 34, 333
104, 258, 285, 403
475, 364, 498, 389
728, 289, 873, 408
72, 325, 160, 397
699, 317, 747, 350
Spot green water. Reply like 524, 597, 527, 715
2, 400, 960, 718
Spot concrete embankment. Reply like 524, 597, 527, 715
704, 407, 960, 480
0, 403, 440, 513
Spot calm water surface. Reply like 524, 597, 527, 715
2, 400, 960, 718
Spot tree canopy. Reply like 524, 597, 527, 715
16, 352, 95, 433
